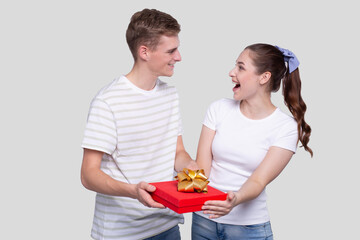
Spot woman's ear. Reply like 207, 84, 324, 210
138, 45, 149, 61
260, 71, 271, 85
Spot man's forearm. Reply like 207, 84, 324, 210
81, 167, 137, 198
174, 150, 197, 172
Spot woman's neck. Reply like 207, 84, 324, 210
240, 98, 276, 120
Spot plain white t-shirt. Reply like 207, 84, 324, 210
196, 98, 298, 225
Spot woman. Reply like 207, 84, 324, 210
192, 43, 313, 240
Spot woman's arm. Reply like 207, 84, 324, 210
195, 125, 216, 177
202, 146, 294, 219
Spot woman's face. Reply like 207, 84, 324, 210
229, 49, 262, 101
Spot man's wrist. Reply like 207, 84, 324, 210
185, 159, 198, 170
126, 183, 138, 199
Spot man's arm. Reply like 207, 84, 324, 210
174, 135, 198, 172
80, 148, 165, 208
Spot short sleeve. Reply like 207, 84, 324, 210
175, 92, 183, 136
177, 111, 183, 136
273, 120, 298, 153
203, 98, 234, 130
81, 97, 117, 155
202, 101, 219, 130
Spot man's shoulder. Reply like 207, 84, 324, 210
94, 76, 126, 99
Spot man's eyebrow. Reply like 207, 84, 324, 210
167, 47, 178, 52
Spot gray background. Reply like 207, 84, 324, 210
1, 0, 359, 239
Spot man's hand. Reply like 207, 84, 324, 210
135, 181, 165, 208
185, 160, 199, 171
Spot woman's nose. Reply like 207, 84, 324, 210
229, 67, 236, 77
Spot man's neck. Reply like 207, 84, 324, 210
125, 64, 158, 91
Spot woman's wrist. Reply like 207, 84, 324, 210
234, 191, 242, 206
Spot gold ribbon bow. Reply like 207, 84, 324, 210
175, 168, 209, 193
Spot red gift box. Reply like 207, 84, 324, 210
150, 180, 227, 214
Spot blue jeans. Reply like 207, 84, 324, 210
144, 225, 180, 240
192, 213, 273, 240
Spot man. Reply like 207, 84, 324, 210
81, 9, 196, 240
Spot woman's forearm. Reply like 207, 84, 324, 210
234, 178, 266, 205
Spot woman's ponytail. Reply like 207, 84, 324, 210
283, 69, 313, 156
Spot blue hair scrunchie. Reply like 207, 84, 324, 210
275, 46, 300, 73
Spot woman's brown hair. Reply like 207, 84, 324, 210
246, 43, 313, 156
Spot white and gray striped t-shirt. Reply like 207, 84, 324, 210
82, 75, 184, 240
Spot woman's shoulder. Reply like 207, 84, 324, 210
275, 108, 298, 129
205, 98, 238, 124
203, 98, 237, 129
209, 98, 238, 110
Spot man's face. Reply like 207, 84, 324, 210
147, 35, 181, 77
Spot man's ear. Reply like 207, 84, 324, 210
260, 72, 271, 85
138, 45, 149, 61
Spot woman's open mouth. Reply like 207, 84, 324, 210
233, 83, 240, 92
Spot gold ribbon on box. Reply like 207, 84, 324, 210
175, 168, 209, 193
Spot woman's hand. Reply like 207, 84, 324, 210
201, 191, 238, 219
